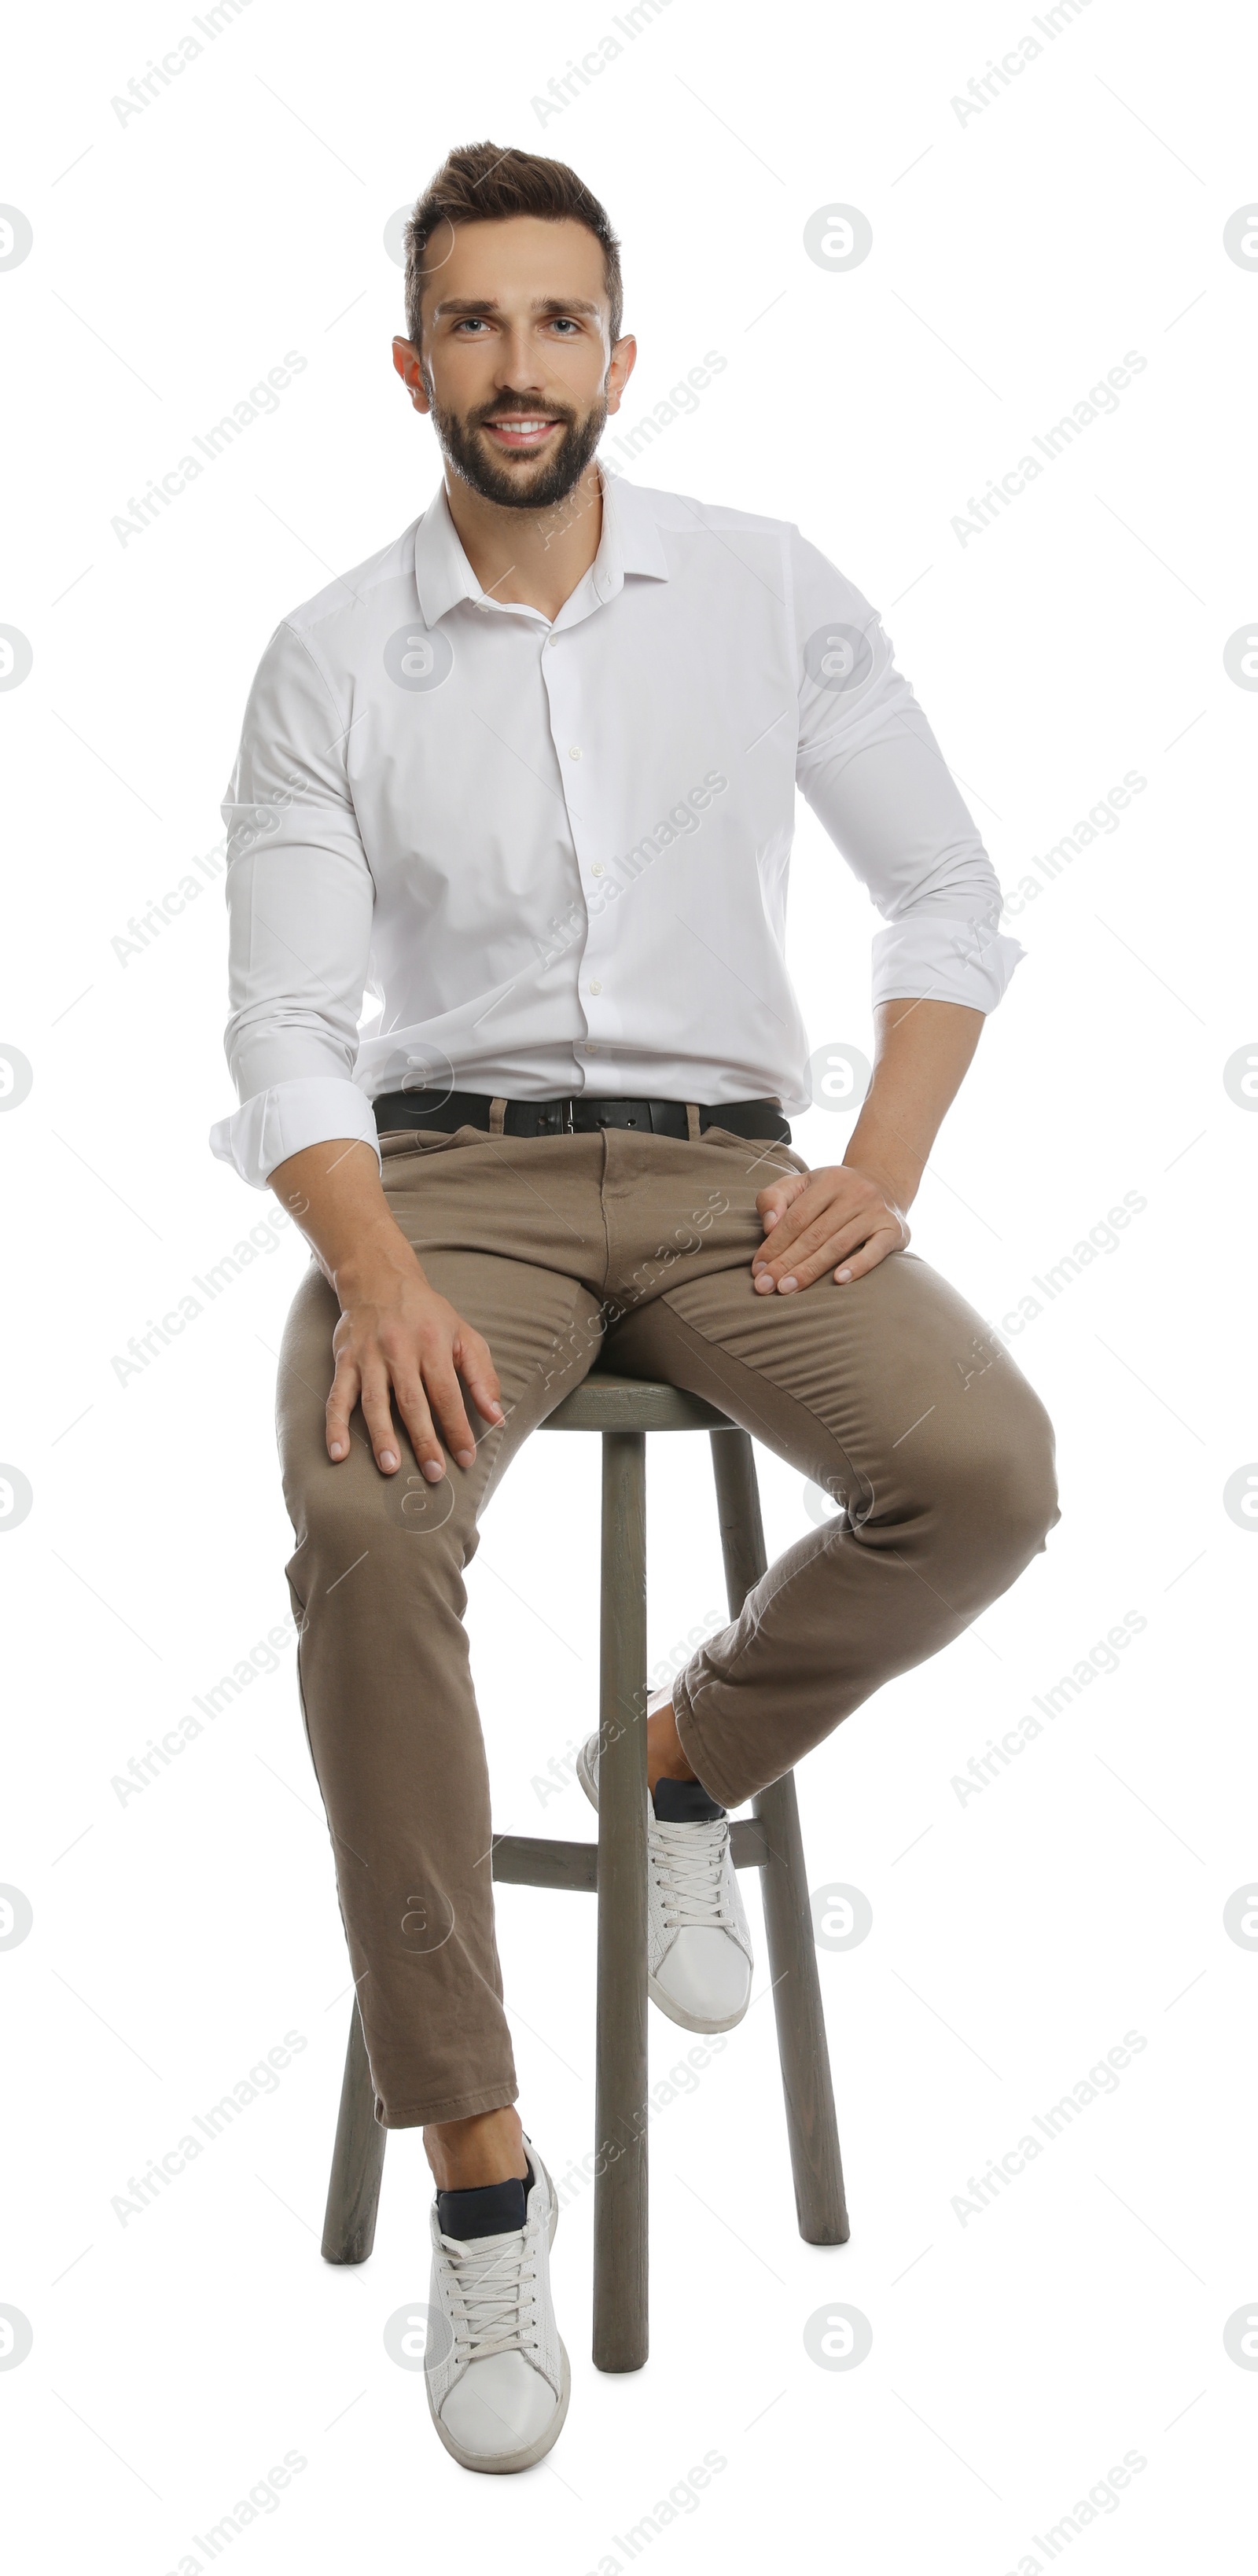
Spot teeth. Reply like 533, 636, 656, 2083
493, 420, 554, 434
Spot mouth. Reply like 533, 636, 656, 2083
480, 415, 565, 453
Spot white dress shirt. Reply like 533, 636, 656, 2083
210, 467, 1022, 1187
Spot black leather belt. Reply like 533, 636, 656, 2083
373, 1087, 791, 1144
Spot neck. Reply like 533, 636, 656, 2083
442, 459, 605, 620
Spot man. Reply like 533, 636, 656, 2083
211, 140, 1058, 2472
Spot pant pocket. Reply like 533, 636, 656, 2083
379, 1128, 466, 1165
702, 1125, 810, 1175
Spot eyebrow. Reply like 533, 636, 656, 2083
429, 294, 603, 322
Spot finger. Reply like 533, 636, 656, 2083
326, 1356, 361, 1462
833, 1227, 905, 1284
359, 1365, 409, 1477
421, 1356, 480, 1469
454, 1329, 506, 1430
755, 1173, 826, 1231
754, 1174, 807, 1227
767, 1190, 904, 1279
829, 1209, 910, 1275
387, 1368, 447, 1480
755, 1203, 874, 1289
751, 1181, 846, 1271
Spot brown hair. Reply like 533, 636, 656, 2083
403, 141, 623, 351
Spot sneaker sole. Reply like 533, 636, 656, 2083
429, 2162, 572, 2474
576, 1741, 751, 2036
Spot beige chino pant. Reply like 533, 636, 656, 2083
276, 1120, 1059, 2129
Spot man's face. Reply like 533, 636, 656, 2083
392, 215, 635, 511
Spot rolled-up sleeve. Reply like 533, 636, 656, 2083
208, 620, 379, 1189
790, 530, 1024, 1014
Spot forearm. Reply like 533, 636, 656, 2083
268, 1138, 427, 1300
844, 998, 984, 1210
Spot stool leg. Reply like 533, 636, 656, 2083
322, 1996, 387, 2264
708, 1428, 850, 2245
593, 1430, 649, 2371
752, 1771, 849, 2243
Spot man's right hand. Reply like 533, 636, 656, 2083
268, 1139, 505, 1481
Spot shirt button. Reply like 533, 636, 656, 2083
588, 980, 602, 995
586, 1043, 598, 1053
590, 862, 605, 877
568, 745, 582, 760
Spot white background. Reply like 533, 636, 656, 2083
2, 0, 1256, 2567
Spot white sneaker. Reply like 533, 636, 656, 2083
577, 1728, 753, 2033
425, 2136, 570, 2474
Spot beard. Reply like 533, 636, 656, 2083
426, 378, 609, 513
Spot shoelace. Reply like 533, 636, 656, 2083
649, 1814, 737, 1931
440, 2227, 541, 2364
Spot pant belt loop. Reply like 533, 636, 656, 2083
686, 1102, 702, 1143
488, 1096, 507, 1136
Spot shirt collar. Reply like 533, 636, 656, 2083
412, 465, 669, 629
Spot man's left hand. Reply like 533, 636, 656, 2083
751, 1163, 910, 1294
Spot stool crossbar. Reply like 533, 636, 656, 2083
322, 1367, 849, 2372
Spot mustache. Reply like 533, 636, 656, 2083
473, 398, 578, 429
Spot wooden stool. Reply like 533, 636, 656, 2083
321, 1368, 849, 2370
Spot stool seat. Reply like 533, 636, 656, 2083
543, 1369, 732, 1435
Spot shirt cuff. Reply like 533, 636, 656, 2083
208, 1076, 382, 1190
871, 916, 1026, 1014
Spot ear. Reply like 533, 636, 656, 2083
392, 337, 430, 414
605, 332, 638, 418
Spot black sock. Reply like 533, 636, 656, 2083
436, 2154, 535, 2241
653, 1775, 726, 1823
